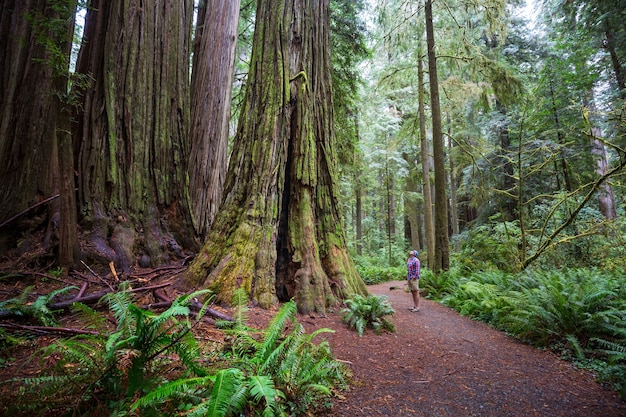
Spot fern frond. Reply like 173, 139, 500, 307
132, 376, 211, 411
256, 301, 297, 363
0, 286, 33, 312
248, 374, 284, 417
566, 334, 586, 360
103, 289, 135, 333
258, 325, 299, 375
206, 368, 245, 417
231, 287, 250, 329
70, 302, 109, 332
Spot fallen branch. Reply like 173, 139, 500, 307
81, 260, 114, 291
0, 282, 232, 322
0, 322, 100, 336
139, 299, 232, 322
75, 282, 88, 300
0, 282, 168, 320
0, 193, 60, 229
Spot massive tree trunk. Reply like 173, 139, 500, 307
425, 0, 449, 272
183, 0, 367, 313
189, 0, 241, 237
72, 0, 196, 272
0, 0, 77, 266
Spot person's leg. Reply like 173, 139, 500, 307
407, 280, 419, 311
411, 290, 420, 310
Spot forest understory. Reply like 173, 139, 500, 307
1, 248, 625, 416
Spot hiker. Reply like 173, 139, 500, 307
407, 250, 420, 312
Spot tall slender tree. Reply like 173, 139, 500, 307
418, 54, 435, 268
425, 0, 449, 272
189, 0, 241, 237
183, 0, 367, 313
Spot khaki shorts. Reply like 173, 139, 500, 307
407, 279, 420, 292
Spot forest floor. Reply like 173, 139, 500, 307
1, 266, 626, 416
308, 281, 626, 417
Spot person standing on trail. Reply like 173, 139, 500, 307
407, 250, 421, 312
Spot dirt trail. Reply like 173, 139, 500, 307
303, 281, 626, 417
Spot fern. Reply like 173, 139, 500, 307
132, 299, 345, 416
341, 294, 395, 336
255, 300, 298, 366
8, 289, 214, 416
0, 285, 77, 326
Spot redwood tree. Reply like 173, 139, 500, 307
72, 0, 196, 271
184, 0, 367, 313
189, 0, 241, 237
425, 0, 450, 272
0, 0, 78, 266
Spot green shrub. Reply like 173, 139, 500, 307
356, 264, 405, 284
0, 285, 77, 326
435, 267, 626, 396
134, 300, 347, 417
453, 219, 523, 274
341, 294, 395, 336
419, 268, 457, 298
5, 288, 212, 416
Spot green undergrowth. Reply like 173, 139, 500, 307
421, 267, 626, 397
353, 255, 408, 284
0, 287, 348, 416
341, 294, 395, 336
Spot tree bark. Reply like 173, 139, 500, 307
584, 96, 617, 220
548, 75, 573, 193
189, 0, 241, 237
355, 165, 363, 256
425, 0, 449, 272
604, 30, 625, 98
447, 126, 459, 237
53, 0, 79, 269
183, 0, 367, 313
73, 0, 196, 271
0, 1, 60, 249
418, 55, 435, 268
403, 153, 420, 253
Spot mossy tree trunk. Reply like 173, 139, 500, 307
184, 0, 367, 313
0, 0, 77, 267
73, 0, 196, 271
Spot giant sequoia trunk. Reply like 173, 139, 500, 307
184, 0, 367, 313
73, 0, 196, 271
189, 0, 241, 237
0, 0, 77, 265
